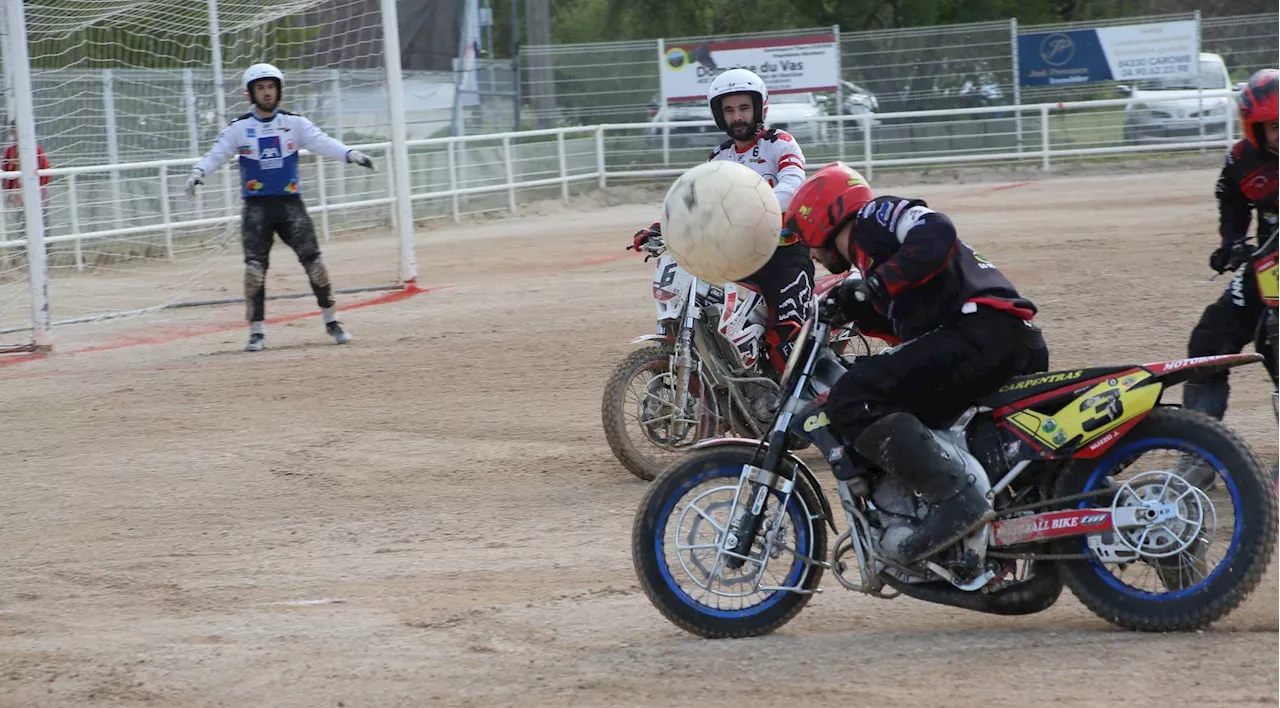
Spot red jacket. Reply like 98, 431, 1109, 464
2, 143, 51, 191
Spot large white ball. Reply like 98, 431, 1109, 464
660, 160, 781, 283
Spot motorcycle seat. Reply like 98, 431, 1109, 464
974, 365, 1137, 411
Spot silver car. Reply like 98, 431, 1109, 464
1119, 53, 1234, 145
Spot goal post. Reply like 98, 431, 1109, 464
0, 0, 418, 349
4, 0, 50, 350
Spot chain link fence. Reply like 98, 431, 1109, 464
519, 12, 1277, 128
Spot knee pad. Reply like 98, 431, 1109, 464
1186, 320, 1241, 385
1187, 324, 1239, 359
826, 369, 893, 439
244, 260, 267, 291
303, 255, 331, 289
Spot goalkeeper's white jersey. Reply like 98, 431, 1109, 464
194, 110, 352, 198
706, 128, 806, 212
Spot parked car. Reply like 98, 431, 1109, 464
814, 81, 881, 134
1118, 52, 1234, 145
765, 91, 828, 146
643, 100, 720, 151
837, 80, 879, 116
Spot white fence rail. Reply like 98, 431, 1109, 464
0, 89, 1245, 346
0, 90, 1239, 259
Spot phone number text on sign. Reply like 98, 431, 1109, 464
1115, 54, 1193, 80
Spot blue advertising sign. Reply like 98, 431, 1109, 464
1018, 20, 1198, 87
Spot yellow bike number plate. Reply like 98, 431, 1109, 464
1256, 253, 1278, 304
1008, 371, 1161, 451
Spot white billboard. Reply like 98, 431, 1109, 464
658, 35, 839, 103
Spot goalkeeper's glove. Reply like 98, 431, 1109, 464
184, 167, 204, 197
346, 149, 375, 170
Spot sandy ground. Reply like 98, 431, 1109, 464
0, 167, 1276, 707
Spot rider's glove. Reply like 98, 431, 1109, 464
1210, 239, 1252, 274
632, 221, 661, 251
184, 167, 204, 197
839, 271, 887, 308
821, 272, 886, 325
346, 149, 375, 170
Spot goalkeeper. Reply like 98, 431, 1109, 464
185, 62, 376, 352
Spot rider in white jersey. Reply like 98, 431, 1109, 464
634, 68, 813, 376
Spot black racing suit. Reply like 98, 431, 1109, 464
1184, 139, 1279, 418
817, 196, 1049, 563
826, 197, 1050, 440
241, 195, 334, 323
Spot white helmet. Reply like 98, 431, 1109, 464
707, 68, 769, 137
243, 62, 284, 104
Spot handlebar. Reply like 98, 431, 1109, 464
1210, 229, 1278, 280
625, 233, 666, 261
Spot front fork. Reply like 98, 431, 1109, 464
668, 278, 703, 436
722, 322, 848, 567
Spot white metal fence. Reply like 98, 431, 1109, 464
0, 89, 1241, 260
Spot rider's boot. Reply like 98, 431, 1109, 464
852, 412, 994, 563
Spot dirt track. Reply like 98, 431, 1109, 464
0, 167, 1276, 707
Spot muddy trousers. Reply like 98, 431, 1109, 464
241, 195, 334, 324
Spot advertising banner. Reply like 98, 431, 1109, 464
1018, 20, 1198, 87
659, 35, 839, 102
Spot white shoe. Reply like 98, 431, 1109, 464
244, 333, 265, 352
326, 321, 352, 345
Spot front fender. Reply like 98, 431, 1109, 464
629, 334, 675, 344
689, 437, 837, 532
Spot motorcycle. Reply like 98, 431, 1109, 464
602, 234, 879, 481
632, 290, 1277, 638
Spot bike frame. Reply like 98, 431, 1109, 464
707, 301, 1265, 598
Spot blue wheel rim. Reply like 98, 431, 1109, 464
1081, 437, 1242, 600
654, 464, 811, 618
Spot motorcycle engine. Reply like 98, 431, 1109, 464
869, 476, 924, 567
868, 427, 994, 576
871, 475, 925, 520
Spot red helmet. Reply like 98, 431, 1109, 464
784, 163, 874, 249
1239, 68, 1278, 150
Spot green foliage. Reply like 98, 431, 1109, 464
480, 0, 1204, 51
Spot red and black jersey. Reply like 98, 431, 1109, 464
1216, 139, 1277, 247
847, 196, 1037, 342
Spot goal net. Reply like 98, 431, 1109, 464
0, 0, 414, 342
